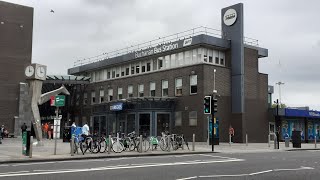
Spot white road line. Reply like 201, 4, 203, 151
0, 171, 29, 175
176, 176, 198, 180
179, 166, 315, 179
249, 170, 273, 175
198, 154, 233, 159
12, 161, 56, 167
0, 159, 244, 178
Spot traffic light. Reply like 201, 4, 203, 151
212, 98, 218, 113
204, 96, 211, 114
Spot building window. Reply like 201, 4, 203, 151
184, 51, 190, 65
162, 80, 168, 97
138, 84, 144, 97
214, 50, 219, 64
208, 49, 213, 63
91, 91, 96, 104
165, 55, 170, 69
136, 63, 140, 74
126, 67, 130, 75
175, 78, 182, 96
131, 64, 135, 75
99, 90, 104, 103
158, 57, 163, 70
178, 52, 184, 66
190, 75, 197, 94
121, 66, 125, 76
197, 48, 202, 63
116, 67, 120, 77
141, 61, 146, 73
112, 70, 115, 78
84, 93, 88, 105
147, 62, 151, 72
107, 71, 111, 79
153, 59, 157, 71
118, 87, 123, 99
203, 48, 208, 62
170, 54, 176, 68
175, 111, 182, 126
150, 82, 156, 97
189, 111, 197, 126
219, 51, 225, 65
128, 85, 133, 98
108, 88, 113, 101
192, 49, 197, 63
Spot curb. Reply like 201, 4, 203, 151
286, 148, 320, 151
0, 151, 217, 164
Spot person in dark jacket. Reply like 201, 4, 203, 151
21, 123, 27, 134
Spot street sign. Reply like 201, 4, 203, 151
55, 95, 65, 107
50, 96, 55, 106
22, 131, 27, 155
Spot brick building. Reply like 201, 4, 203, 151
0, 1, 33, 133
68, 3, 269, 142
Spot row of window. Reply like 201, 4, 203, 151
175, 111, 198, 127
85, 48, 225, 82
77, 75, 198, 105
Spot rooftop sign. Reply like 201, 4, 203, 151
223, 9, 237, 26
285, 109, 320, 118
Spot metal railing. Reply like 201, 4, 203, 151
73, 26, 259, 67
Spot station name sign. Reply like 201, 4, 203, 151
110, 102, 123, 111
134, 38, 193, 59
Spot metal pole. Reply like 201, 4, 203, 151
315, 136, 317, 149
71, 136, 74, 156
54, 106, 58, 155
229, 134, 231, 146
167, 135, 171, 152
29, 136, 33, 158
246, 133, 248, 146
192, 134, 195, 151
108, 135, 111, 154
139, 135, 143, 153
268, 134, 270, 147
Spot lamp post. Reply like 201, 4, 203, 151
212, 69, 217, 152
276, 81, 285, 107
274, 99, 280, 149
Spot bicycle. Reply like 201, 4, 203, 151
79, 135, 100, 155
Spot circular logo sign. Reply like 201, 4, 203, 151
223, 9, 237, 26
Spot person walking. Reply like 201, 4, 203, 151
47, 122, 52, 140
229, 125, 235, 143
21, 123, 27, 135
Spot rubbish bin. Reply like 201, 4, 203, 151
292, 131, 301, 148
285, 137, 290, 147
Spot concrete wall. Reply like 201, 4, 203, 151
0, 1, 33, 132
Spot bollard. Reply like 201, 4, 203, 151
71, 136, 74, 156
139, 135, 143, 153
246, 134, 248, 146
108, 135, 111, 154
192, 134, 195, 151
274, 134, 277, 149
315, 136, 317, 149
268, 134, 270, 147
229, 134, 231, 146
29, 136, 33, 158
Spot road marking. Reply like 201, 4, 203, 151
198, 154, 234, 159
0, 158, 244, 177
0, 165, 9, 167
0, 171, 29, 175
178, 166, 314, 179
176, 176, 198, 180
12, 161, 56, 167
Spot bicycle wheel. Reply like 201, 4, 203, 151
112, 141, 124, 153
99, 139, 107, 153
90, 140, 100, 154
159, 138, 167, 151
142, 139, 150, 152
129, 141, 136, 151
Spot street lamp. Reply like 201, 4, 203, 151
276, 81, 285, 107
211, 69, 217, 152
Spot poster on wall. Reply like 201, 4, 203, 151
208, 117, 219, 138
308, 121, 314, 140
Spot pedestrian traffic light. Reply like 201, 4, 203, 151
212, 98, 218, 113
204, 96, 211, 114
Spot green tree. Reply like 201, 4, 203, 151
271, 103, 286, 108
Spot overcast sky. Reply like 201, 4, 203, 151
4, 0, 320, 110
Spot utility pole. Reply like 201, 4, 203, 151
274, 99, 280, 149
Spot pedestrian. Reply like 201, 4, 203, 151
229, 125, 235, 143
21, 123, 27, 135
82, 122, 90, 139
43, 123, 49, 139
71, 122, 76, 128
1, 125, 4, 139
47, 123, 52, 140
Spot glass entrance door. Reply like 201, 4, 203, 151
139, 113, 151, 137
157, 113, 170, 136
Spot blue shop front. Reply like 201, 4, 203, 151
279, 109, 320, 142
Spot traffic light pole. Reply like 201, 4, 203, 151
211, 94, 216, 152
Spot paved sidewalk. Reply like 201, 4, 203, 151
0, 138, 319, 163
